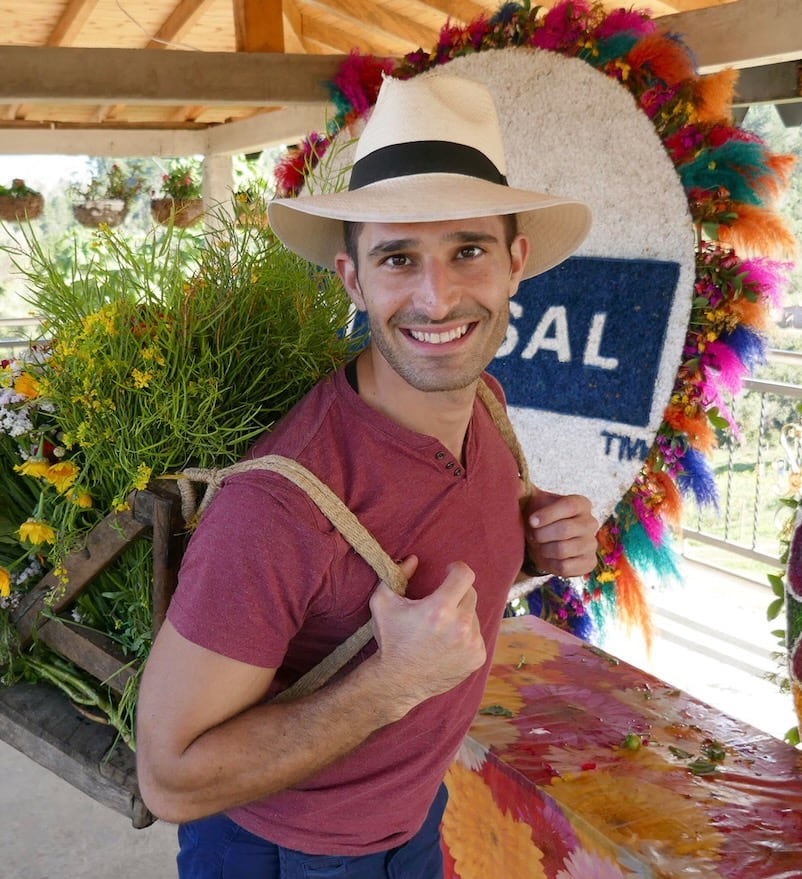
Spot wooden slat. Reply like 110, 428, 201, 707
35, 621, 136, 695
135, 486, 185, 637
0, 682, 153, 828
12, 501, 149, 645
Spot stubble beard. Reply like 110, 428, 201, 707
366, 309, 510, 394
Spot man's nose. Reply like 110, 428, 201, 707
413, 260, 459, 319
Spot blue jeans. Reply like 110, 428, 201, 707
176, 784, 447, 879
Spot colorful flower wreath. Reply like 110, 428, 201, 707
274, 0, 796, 642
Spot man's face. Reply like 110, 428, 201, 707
336, 216, 528, 394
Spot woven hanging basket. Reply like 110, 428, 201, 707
0, 194, 44, 222
72, 199, 129, 228
150, 197, 204, 228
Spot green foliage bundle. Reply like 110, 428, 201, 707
1, 211, 363, 743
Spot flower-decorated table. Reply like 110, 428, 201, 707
442, 615, 802, 879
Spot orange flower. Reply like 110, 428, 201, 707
13, 371, 39, 399
442, 761, 546, 879
0, 567, 10, 598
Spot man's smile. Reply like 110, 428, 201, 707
406, 323, 474, 345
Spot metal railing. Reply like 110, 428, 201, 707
682, 348, 802, 571
0, 316, 43, 356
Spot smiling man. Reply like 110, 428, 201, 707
136, 73, 599, 879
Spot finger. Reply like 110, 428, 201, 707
527, 494, 592, 529
428, 561, 476, 607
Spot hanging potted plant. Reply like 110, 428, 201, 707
150, 161, 204, 228
69, 163, 146, 228
0, 179, 44, 223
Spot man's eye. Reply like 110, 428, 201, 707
384, 254, 410, 267
457, 245, 483, 259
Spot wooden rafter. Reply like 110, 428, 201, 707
146, 0, 214, 49
47, 0, 103, 46
234, 0, 285, 52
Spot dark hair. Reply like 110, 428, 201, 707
343, 214, 519, 271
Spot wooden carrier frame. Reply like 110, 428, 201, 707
0, 483, 185, 828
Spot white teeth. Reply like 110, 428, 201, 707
409, 325, 469, 345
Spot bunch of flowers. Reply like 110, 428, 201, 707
1, 211, 364, 741
157, 160, 203, 200
0, 347, 94, 672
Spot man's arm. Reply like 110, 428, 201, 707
136, 558, 484, 824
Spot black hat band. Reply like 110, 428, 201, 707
348, 140, 508, 191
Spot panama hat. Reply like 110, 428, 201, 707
267, 73, 591, 279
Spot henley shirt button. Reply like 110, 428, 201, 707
453, 468, 462, 477
445, 461, 454, 469
435, 451, 445, 460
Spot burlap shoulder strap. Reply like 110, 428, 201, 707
173, 378, 529, 702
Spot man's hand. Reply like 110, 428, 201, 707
369, 556, 486, 707
523, 487, 599, 578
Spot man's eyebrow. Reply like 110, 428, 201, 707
366, 238, 419, 257
444, 230, 500, 245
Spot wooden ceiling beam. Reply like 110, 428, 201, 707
146, 0, 215, 49
47, 0, 102, 46
661, 0, 802, 71
0, 46, 347, 105
234, 0, 285, 52
731, 60, 802, 105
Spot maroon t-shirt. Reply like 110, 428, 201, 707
168, 365, 525, 854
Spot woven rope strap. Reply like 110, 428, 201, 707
171, 378, 529, 702
177, 454, 405, 702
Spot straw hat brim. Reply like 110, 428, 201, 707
268, 173, 591, 280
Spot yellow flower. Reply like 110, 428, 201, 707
18, 518, 56, 545
131, 367, 153, 389
0, 567, 10, 597
44, 461, 79, 493
13, 371, 39, 399
133, 463, 152, 491
68, 489, 93, 509
442, 762, 546, 879
15, 458, 51, 479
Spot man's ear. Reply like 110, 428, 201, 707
335, 252, 366, 311
508, 234, 529, 298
